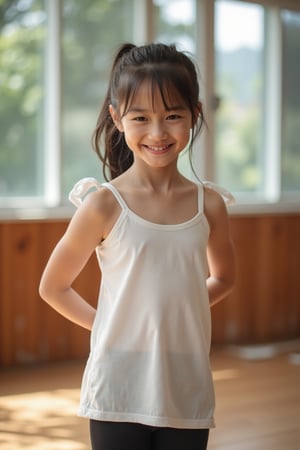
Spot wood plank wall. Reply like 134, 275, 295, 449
0, 214, 299, 367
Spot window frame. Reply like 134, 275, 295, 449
0, 0, 300, 218
199, 0, 300, 214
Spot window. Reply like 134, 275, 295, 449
0, 0, 136, 209
153, 0, 196, 178
215, 1, 265, 197
214, 0, 300, 205
61, 0, 135, 198
153, 0, 196, 52
281, 9, 300, 195
1, 0, 300, 213
0, 0, 46, 202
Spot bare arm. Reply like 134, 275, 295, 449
39, 189, 118, 330
204, 187, 235, 307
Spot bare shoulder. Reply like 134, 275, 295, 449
69, 186, 121, 241
82, 186, 120, 216
203, 185, 229, 230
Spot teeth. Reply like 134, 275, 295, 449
147, 145, 169, 151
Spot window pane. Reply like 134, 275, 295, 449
215, 1, 264, 195
0, 0, 45, 199
281, 10, 300, 193
153, 0, 196, 52
62, 0, 135, 198
153, 0, 196, 178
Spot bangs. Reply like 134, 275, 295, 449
116, 63, 195, 117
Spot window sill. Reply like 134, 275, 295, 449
0, 206, 74, 222
0, 201, 300, 222
229, 200, 300, 215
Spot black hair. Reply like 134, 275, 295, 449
92, 42, 204, 180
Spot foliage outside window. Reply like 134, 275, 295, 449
0, 0, 45, 199
0, 0, 300, 211
215, 1, 265, 195
61, 0, 135, 197
281, 9, 300, 194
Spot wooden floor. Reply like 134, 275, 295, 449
0, 345, 299, 450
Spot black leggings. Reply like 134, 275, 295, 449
90, 420, 209, 450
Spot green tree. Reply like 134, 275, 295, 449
0, 0, 45, 196
61, 0, 135, 195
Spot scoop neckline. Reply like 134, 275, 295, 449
125, 208, 203, 229
102, 182, 205, 229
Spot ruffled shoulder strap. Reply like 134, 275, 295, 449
68, 177, 235, 208
69, 177, 102, 207
202, 181, 235, 206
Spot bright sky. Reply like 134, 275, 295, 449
156, 0, 195, 25
216, 1, 264, 51
156, 0, 263, 52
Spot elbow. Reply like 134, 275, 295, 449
39, 274, 56, 304
39, 277, 49, 302
39, 274, 70, 305
207, 272, 235, 307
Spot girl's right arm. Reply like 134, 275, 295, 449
39, 189, 118, 330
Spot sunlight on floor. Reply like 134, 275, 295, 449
0, 389, 88, 450
1, 348, 299, 450
212, 368, 239, 381
0, 370, 239, 449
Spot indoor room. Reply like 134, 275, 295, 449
0, 1, 299, 449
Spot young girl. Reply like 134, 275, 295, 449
39, 43, 235, 450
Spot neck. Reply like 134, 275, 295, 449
126, 161, 185, 192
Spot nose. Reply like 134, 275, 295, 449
149, 120, 168, 140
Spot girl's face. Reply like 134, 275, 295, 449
110, 80, 195, 170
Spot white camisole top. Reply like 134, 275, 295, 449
69, 178, 233, 429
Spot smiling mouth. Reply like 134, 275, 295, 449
144, 144, 172, 152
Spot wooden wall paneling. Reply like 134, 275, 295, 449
212, 215, 300, 345
0, 222, 41, 366
254, 216, 294, 342
229, 216, 261, 343
1, 214, 300, 367
14, 222, 41, 364
253, 217, 277, 341
269, 216, 290, 339
0, 223, 15, 366
286, 216, 300, 336
222, 217, 262, 344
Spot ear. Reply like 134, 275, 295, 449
192, 101, 203, 126
196, 102, 203, 118
109, 104, 124, 132
196, 101, 203, 116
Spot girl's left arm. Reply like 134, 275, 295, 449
204, 187, 235, 307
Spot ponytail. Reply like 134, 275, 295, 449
92, 44, 136, 180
